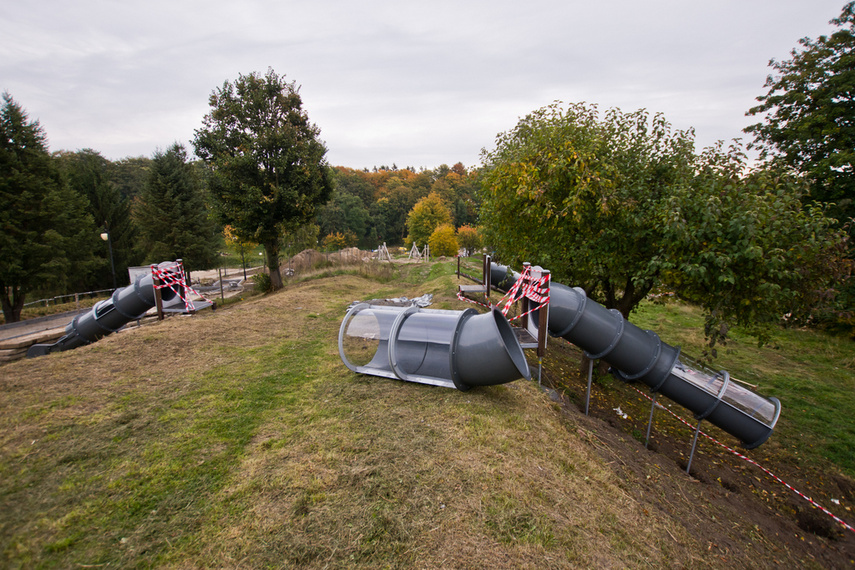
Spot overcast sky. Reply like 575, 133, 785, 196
1, 1, 847, 170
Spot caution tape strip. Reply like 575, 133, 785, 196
625, 384, 855, 534
498, 266, 551, 317
456, 289, 492, 309
507, 296, 550, 323
456, 264, 551, 321
150, 262, 213, 312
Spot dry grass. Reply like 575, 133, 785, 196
1, 262, 850, 568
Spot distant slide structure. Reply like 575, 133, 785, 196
27, 261, 208, 358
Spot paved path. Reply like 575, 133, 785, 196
1, 264, 264, 343
0, 310, 84, 342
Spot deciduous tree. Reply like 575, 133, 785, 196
317, 191, 370, 247
456, 225, 482, 256
192, 69, 333, 290
480, 102, 847, 348
745, 2, 855, 224
282, 222, 319, 257
659, 142, 849, 349
110, 156, 150, 200
405, 191, 452, 248
428, 223, 458, 257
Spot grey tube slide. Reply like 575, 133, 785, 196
490, 263, 780, 449
338, 304, 530, 391
27, 262, 183, 358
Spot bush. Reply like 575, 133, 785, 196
428, 223, 458, 257
406, 191, 452, 248
251, 272, 273, 294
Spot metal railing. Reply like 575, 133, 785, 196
23, 288, 116, 309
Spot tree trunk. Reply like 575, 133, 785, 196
1, 286, 25, 323
264, 242, 283, 290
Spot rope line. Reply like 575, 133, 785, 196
626, 384, 855, 534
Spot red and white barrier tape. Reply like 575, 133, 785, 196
497, 265, 551, 321
509, 275, 550, 322
457, 264, 550, 320
625, 384, 855, 535
150, 262, 213, 312
456, 289, 491, 309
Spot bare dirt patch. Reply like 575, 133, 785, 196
539, 340, 855, 568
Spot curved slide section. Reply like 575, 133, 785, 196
338, 304, 530, 391
27, 262, 184, 358
491, 263, 781, 449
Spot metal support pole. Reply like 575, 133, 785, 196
584, 358, 594, 416
218, 267, 225, 302
154, 275, 164, 321
645, 393, 657, 448
686, 419, 703, 474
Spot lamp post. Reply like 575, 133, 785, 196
100, 231, 117, 289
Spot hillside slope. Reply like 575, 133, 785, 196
0, 268, 852, 568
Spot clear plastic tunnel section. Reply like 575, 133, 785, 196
339, 304, 530, 391
667, 357, 781, 449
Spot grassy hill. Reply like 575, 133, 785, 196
1, 260, 852, 568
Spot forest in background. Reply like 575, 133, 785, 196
31, 147, 480, 294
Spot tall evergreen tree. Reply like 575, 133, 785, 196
134, 143, 218, 271
56, 149, 139, 287
0, 92, 99, 321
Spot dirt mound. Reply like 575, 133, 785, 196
285, 248, 373, 273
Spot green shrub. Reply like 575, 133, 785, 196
252, 272, 273, 293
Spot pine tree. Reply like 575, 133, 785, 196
134, 143, 218, 271
57, 149, 139, 287
0, 92, 98, 321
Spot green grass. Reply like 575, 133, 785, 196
1, 260, 853, 568
631, 299, 855, 477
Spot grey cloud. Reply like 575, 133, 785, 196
1, 0, 845, 167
